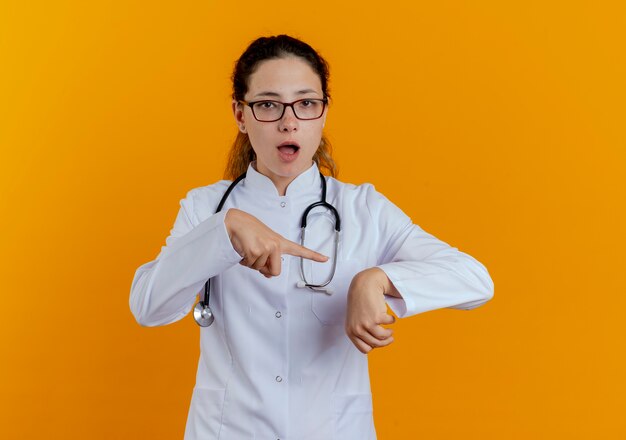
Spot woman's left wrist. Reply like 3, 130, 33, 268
356, 267, 390, 294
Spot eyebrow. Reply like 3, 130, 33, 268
253, 89, 320, 98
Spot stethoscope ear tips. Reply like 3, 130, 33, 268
193, 302, 215, 327
296, 281, 307, 288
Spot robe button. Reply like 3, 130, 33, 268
280, 202, 286, 208
276, 376, 283, 382
275, 311, 282, 318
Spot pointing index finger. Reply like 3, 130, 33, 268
280, 238, 329, 262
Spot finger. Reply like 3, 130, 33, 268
259, 267, 272, 278
368, 324, 394, 340
265, 247, 282, 277
239, 254, 257, 269
281, 238, 328, 262
250, 253, 269, 271
359, 328, 394, 349
239, 253, 254, 268
350, 335, 373, 354
374, 335, 394, 348
378, 313, 396, 325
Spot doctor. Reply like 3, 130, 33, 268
130, 35, 494, 440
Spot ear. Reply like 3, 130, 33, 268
232, 100, 247, 133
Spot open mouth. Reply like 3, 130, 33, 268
277, 142, 300, 162
277, 144, 300, 154
277, 142, 300, 155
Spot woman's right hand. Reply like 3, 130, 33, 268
225, 208, 328, 278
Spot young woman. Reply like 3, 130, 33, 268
130, 34, 494, 440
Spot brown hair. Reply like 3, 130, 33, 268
225, 35, 337, 180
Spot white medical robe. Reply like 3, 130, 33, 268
129, 161, 494, 440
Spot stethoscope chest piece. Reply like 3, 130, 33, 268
193, 302, 214, 327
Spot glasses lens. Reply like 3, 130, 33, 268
252, 101, 284, 121
293, 99, 325, 120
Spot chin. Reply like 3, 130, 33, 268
255, 152, 314, 179
271, 159, 313, 175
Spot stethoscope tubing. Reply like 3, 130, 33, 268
194, 170, 340, 327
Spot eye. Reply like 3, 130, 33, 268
259, 101, 276, 109
300, 100, 313, 107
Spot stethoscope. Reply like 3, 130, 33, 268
193, 170, 342, 327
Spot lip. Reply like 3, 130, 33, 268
277, 140, 301, 148
276, 140, 300, 163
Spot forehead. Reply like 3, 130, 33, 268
247, 56, 323, 99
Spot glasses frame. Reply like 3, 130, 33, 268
239, 98, 328, 122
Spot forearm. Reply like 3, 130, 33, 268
130, 209, 242, 326
376, 248, 494, 317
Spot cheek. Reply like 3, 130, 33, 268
305, 125, 324, 148
247, 126, 274, 153
246, 123, 264, 140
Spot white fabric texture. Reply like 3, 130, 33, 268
129, 161, 494, 440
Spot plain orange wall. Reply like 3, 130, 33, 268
1, 1, 625, 438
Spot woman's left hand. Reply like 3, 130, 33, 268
345, 268, 396, 354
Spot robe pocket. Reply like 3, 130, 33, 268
184, 387, 226, 439
305, 258, 362, 326
332, 393, 376, 440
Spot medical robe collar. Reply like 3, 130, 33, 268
244, 161, 322, 198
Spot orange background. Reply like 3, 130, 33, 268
1, 1, 625, 438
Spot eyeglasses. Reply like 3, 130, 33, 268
239, 98, 328, 122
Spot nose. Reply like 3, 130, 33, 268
278, 105, 298, 132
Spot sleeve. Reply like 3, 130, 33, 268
363, 185, 494, 318
129, 189, 243, 327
